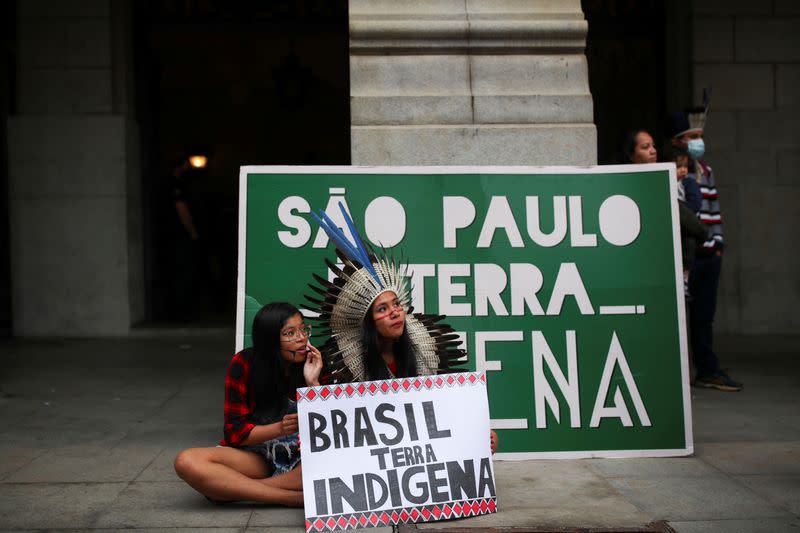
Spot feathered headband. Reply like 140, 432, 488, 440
304, 203, 466, 383
672, 87, 713, 138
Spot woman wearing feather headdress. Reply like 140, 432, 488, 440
362, 290, 422, 379
306, 205, 498, 453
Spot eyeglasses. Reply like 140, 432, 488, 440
281, 325, 312, 341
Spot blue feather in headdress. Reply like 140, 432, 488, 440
310, 202, 383, 289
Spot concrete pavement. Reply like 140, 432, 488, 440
0, 334, 798, 532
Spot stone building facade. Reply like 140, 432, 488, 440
8, 0, 143, 335
4, 0, 798, 336
692, 0, 800, 334
349, 0, 595, 166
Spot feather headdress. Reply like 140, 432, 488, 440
305, 203, 467, 383
670, 87, 713, 138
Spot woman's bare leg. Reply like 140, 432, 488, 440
174, 447, 303, 506
260, 464, 303, 490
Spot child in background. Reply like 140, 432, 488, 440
664, 143, 707, 300
671, 145, 702, 212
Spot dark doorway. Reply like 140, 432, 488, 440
583, 0, 692, 164
133, 1, 350, 324
0, 0, 16, 336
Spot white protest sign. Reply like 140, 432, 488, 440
298, 372, 497, 531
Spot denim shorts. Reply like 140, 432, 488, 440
240, 432, 301, 476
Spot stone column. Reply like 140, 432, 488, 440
349, 0, 596, 166
7, 0, 142, 335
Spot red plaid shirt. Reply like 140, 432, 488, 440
220, 351, 256, 446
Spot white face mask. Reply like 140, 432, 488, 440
687, 138, 705, 159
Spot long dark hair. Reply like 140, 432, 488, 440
361, 307, 417, 380
248, 302, 305, 416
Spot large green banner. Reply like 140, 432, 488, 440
236, 165, 692, 459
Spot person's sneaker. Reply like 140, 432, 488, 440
695, 372, 743, 392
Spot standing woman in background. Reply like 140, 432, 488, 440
623, 128, 658, 164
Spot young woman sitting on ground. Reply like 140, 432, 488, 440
174, 302, 322, 505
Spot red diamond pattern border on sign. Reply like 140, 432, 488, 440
297, 372, 486, 402
304, 498, 497, 532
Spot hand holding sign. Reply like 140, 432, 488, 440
298, 372, 497, 531
281, 413, 299, 436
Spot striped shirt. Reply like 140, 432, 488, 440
691, 160, 723, 252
